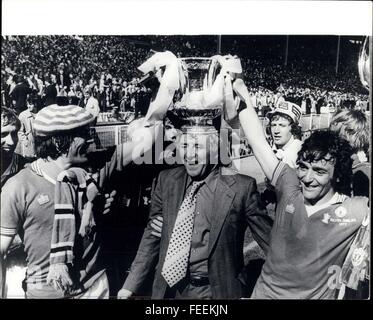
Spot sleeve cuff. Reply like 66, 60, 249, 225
122, 272, 139, 294
0, 226, 18, 237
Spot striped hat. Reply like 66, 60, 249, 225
34, 104, 95, 137
268, 101, 302, 124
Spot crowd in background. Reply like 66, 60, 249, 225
2, 36, 369, 119
1, 35, 369, 161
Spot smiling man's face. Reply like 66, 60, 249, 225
1, 124, 19, 156
297, 155, 336, 206
178, 132, 218, 180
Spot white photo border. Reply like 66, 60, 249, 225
2, 0, 372, 36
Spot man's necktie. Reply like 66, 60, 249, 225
161, 180, 204, 288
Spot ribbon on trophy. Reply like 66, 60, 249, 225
204, 54, 242, 112
205, 55, 245, 146
138, 50, 186, 123
127, 51, 186, 143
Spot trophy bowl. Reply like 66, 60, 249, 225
168, 57, 223, 131
179, 57, 220, 92
170, 107, 222, 122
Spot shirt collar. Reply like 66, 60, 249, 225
30, 158, 64, 185
305, 192, 348, 217
186, 166, 219, 192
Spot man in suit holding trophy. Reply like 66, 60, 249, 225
118, 55, 273, 299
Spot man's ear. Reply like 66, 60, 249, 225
65, 138, 77, 157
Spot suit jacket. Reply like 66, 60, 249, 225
124, 165, 273, 299
18, 109, 36, 158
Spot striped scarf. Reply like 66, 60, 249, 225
41, 165, 100, 292
50, 167, 100, 265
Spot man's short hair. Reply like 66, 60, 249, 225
297, 130, 353, 196
329, 109, 370, 153
1, 107, 21, 129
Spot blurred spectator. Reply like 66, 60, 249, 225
1, 107, 24, 188
82, 86, 100, 119
329, 109, 370, 198
42, 74, 57, 107
56, 62, 71, 94
329, 108, 370, 300
135, 87, 151, 118
18, 95, 39, 160
68, 90, 81, 106
10, 75, 33, 114
1, 107, 28, 299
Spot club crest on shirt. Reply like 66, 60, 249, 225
351, 248, 367, 267
322, 213, 331, 224
37, 194, 50, 205
322, 207, 356, 226
334, 206, 347, 218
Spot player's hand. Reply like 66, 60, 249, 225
117, 288, 133, 299
150, 215, 163, 238
103, 190, 117, 215
47, 264, 73, 293
232, 78, 250, 103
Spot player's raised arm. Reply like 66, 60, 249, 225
228, 78, 279, 181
